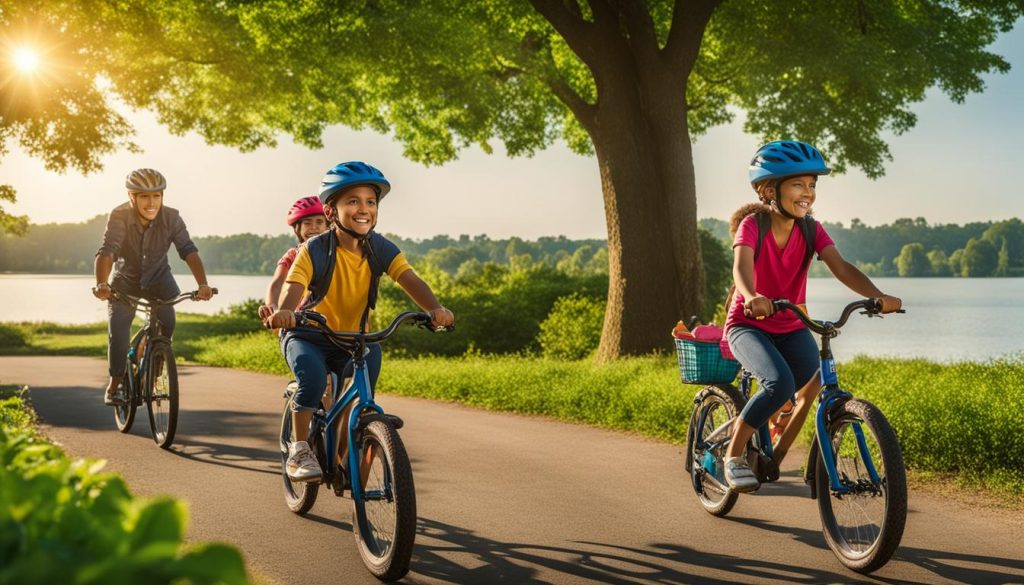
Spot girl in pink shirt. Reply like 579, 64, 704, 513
722, 141, 902, 493
258, 196, 329, 320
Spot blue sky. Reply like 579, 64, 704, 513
1, 23, 1021, 240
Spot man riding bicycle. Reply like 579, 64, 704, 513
93, 168, 214, 405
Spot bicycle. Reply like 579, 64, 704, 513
278, 310, 450, 582
684, 298, 907, 573
111, 288, 217, 449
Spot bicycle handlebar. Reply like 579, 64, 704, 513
773, 298, 904, 337
293, 310, 454, 346
112, 288, 219, 308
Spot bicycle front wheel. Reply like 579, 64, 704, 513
145, 342, 179, 449
113, 366, 138, 432
687, 384, 743, 517
352, 419, 416, 582
815, 398, 907, 573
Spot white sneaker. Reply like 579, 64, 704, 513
724, 456, 760, 493
286, 441, 322, 482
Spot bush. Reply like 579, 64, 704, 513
538, 294, 606, 359
0, 324, 28, 350
220, 297, 264, 321
0, 388, 251, 584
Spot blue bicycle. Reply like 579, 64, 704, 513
685, 298, 907, 573
278, 310, 448, 582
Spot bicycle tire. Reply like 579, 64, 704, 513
815, 398, 907, 573
352, 419, 416, 582
279, 398, 319, 514
145, 342, 179, 449
687, 384, 744, 517
113, 366, 138, 432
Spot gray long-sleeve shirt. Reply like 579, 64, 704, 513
96, 202, 198, 297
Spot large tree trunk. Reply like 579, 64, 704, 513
527, 0, 717, 359
590, 82, 704, 360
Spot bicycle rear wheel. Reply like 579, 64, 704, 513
686, 384, 743, 516
815, 398, 907, 573
113, 365, 138, 432
279, 396, 319, 514
352, 419, 416, 582
145, 342, 179, 449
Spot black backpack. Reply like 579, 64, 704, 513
303, 229, 400, 331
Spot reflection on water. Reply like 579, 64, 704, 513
1, 274, 1021, 362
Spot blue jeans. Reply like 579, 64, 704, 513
282, 330, 382, 413
727, 326, 820, 429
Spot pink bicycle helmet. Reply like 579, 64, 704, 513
286, 196, 325, 226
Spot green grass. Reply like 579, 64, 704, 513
3, 313, 1022, 500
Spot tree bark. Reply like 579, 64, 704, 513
590, 88, 704, 360
584, 7, 707, 360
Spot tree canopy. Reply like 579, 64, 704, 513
2, 0, 1021, 356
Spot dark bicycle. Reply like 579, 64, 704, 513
685, 298, 907, 573
111, 288, 217, 449
279, 310, 450, 582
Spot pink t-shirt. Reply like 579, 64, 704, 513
277, 246, 299, 270
725, 215, 835, 334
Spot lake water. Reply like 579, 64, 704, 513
1, 274, 1021, 362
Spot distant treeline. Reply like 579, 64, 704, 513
700, 216, 1024, 277
0, 213, 609, 276
2, 213, 1021, 278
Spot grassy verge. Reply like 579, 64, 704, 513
3, 315, 1022, 504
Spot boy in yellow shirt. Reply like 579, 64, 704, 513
265, 161, 454, 482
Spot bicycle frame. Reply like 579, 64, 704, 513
314, 354, 385, 506
695, 299, 891, 497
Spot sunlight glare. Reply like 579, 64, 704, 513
13, 47, 40, 73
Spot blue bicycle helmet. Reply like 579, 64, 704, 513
748, 140, 830, 187
318, 161, 391, 206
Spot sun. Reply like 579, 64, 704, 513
13, 47, 40, 73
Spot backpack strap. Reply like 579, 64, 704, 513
363, 232, 400, 312
753, 212, 772, 263
797, 215, 818, 269
303, 230, 337, 311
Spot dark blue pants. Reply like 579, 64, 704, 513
107, 294, 177, 378
282, 330, 382, 412
727, 326, 820, 429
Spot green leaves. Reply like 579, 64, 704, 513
0, 391, 250, 584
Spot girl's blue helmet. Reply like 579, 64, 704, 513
748, 141, 830, 187
318, 161, 391, 205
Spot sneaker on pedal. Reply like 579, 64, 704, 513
725, 456, 760, 493
287, 441, 322, 482
103, 387, 125, 406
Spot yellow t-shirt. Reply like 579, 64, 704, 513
286, 244, 413, 331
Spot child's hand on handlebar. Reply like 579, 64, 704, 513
429, 306, 454, 328
877, 295, 902, 314
257, 303, 275, 320
744, 295, 774, 320
265, 308, 296, 330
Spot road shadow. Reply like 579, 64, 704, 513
407, 517, 864, 584
732, 516, 1024, 584
167, 435, 280, 476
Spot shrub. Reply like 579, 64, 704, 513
538, 294, 606, 359
0, 387, 251, 584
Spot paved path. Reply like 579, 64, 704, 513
2, 356, 1022, 584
